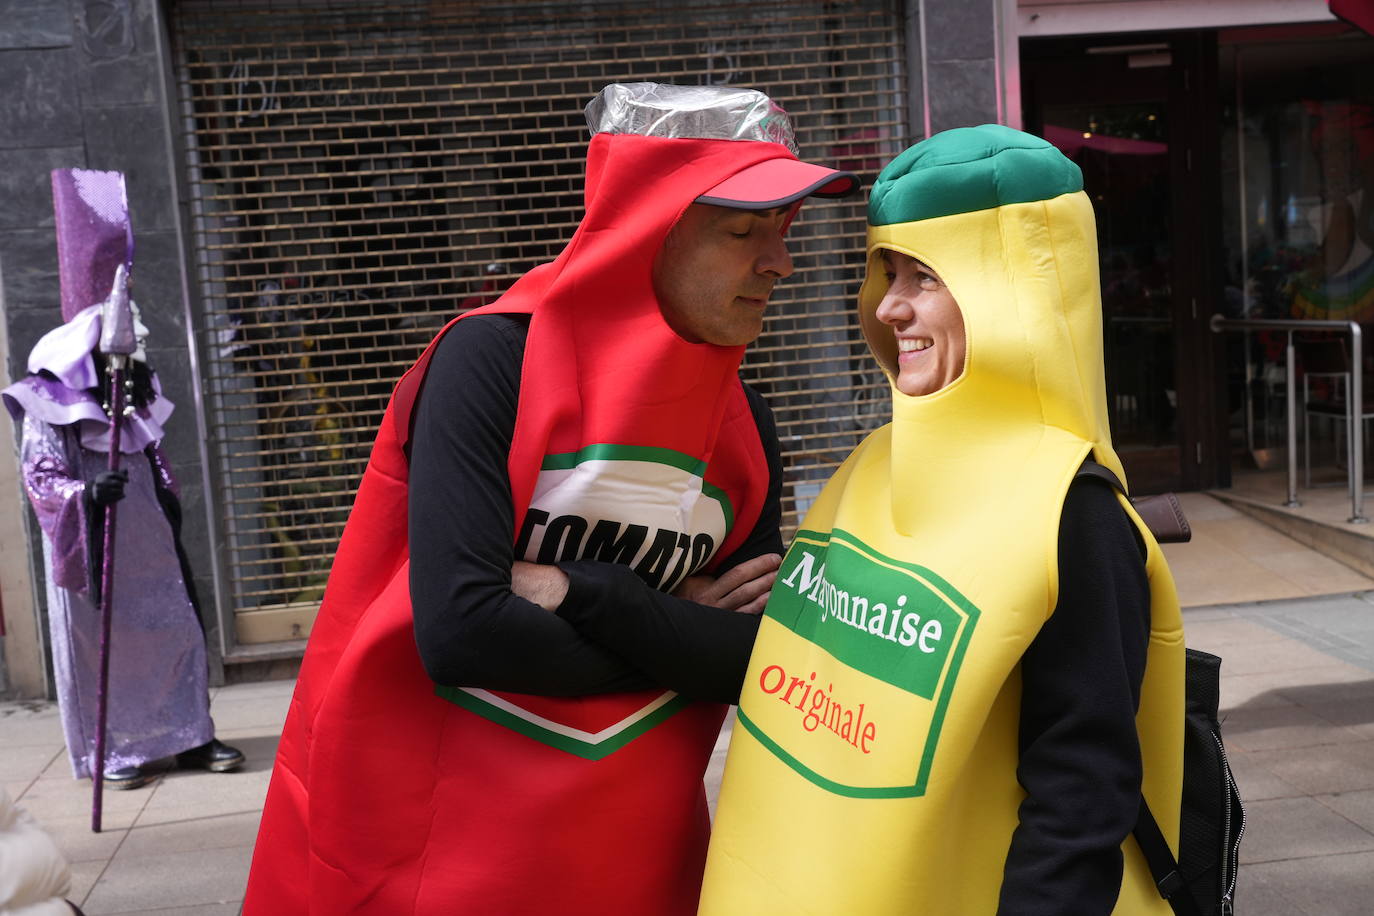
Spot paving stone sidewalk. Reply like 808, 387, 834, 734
1184, 593, 1374, 916
1, 680, 287, 915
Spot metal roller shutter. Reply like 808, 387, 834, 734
170, 0, 910, 646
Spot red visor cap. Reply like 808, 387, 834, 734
696, 157, 860, 210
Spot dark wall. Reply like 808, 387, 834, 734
0, 0, 222, 686
917, 0, 1003, 134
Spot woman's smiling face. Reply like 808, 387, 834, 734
874, 249, 966, 397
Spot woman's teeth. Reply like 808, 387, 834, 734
897, 338, 932, 352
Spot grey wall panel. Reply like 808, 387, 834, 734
0, 148, 83, 231
2, 288, 64, 379
926, 0, 995, 61
928, 58, 999, 132
916, 0, 1001, 135
0, 49, 82, 148
0, 0, 74, 50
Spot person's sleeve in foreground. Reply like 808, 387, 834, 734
997, 478, 1151, 915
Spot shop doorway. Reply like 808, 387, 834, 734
1022, 33, 1223, 494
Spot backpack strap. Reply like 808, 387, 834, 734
1133, 798, 1203, 916
1074, 459, 1127, 492
1074, 460, 1203, 916
1075, 459, 1191, 544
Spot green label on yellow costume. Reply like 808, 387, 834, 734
738, 528, 979, 797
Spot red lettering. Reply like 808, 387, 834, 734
759, 664, 786, 695
795, 672, 817, 711
760, 664, 879, 757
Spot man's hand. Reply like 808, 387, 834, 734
511, 561, 570, 611
88, 469, 128, 507
674, 553, 781, 615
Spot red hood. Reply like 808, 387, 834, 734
395, 133, 797, 554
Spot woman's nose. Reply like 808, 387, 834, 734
875, 291, 912, 326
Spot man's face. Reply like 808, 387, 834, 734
652, 203, 796, 347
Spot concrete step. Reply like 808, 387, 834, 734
1161, 492, 1374, 608
1212, 489, 1374, 580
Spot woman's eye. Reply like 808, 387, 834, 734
883, 272, 896, 283
918, 274, 940, 290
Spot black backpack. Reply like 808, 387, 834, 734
1075, 462, 1245, 916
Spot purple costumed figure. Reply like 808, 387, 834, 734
2, 169, 243, 790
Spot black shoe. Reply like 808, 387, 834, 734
102, 765, 151, 790
175, 738, 245, 773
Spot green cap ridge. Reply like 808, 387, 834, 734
868, 124, 1082, 226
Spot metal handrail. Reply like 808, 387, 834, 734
1210, 315, 1367, 523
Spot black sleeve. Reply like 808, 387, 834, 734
146, 447, 208, 635
997, 477, 1151, 916
554, 385, 785, 704
408, 315, 653, 696
716, 383, 786, 567
84, 485, 106, 602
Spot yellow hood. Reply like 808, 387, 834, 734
859, 125, 1127, 530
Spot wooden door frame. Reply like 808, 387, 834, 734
1021, 31, 1227, 492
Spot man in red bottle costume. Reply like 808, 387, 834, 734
243, 83, 858, 915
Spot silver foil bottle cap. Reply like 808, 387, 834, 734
585, 82, 799, 156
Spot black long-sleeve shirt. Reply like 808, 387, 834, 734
998, 476, 1152, 915
407, 313, 783, 704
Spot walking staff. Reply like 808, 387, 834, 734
49, 169, 139, 831
90, 261, 137, 832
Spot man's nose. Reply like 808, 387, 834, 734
757, 233, 794, 279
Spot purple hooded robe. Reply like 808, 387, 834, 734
3, 305, 213, 778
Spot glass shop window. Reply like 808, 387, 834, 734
1219, 26, 1374, 460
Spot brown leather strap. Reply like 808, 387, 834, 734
1076, 460, 1192, 544
1130, 493, 1192, 544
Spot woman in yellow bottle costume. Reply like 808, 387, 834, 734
699, 125, 1186, 914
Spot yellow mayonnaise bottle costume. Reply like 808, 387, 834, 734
699, 126, 1186, 914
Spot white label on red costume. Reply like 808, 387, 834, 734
515, 444, 733, 593
436, 443, 734, 757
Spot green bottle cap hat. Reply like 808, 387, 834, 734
868, 124, 1082, 227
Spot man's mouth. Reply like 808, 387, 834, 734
737, 294, 770, 308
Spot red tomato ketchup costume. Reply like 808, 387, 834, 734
243, 84, 857, 915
